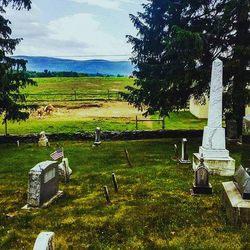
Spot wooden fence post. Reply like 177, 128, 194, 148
136, 116, 138, 130
162, 116, 165, 130
4, 118, 8, 136
108, 90, 110, 100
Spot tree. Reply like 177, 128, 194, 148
124, 0, 250, 135
0, 0, 36, 134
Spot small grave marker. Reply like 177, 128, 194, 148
93, 127, 101, 146
179, 138, 191, 164
112, 173, 118, 192
192, 155, 212, 194
124, 149, 133, 167
172, 144, 179, 161
33, 232, 55, 250
103, 186, 111, 203
38, 131, 49, 147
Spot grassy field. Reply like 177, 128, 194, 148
23, 77, 134, 101
0, 111, 206, 135
0, 139, 249, 249
0, 77, 207, 135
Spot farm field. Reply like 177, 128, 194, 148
0, 77, 207, 135
0, 139, 249, 249
23, 77, 134, 101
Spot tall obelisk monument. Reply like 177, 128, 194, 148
193, 59, 235, 176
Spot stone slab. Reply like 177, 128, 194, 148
193, 153, 235, 176
222, 181, 250, 226
22, 191, 63, 210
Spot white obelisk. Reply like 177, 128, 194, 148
193, 59, 235, 176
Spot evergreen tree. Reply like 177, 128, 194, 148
125, 0, 250, 134
0, 0, 35, 134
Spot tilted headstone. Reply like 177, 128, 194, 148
38, 131, 49, 147
27, 161, 59, 207
58, 158, 72, 177
172, 144, 179, 161
93, 127, 101, 146
192, 155, 212, 194
33, 232, 55, 250
234, 165, 250, 200
179, 138, 191, 164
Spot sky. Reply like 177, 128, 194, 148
5, 0, 144, 60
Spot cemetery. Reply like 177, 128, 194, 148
0, 0, 249, 249
0, 58, 249, 249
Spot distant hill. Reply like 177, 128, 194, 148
13, 56, 134, 76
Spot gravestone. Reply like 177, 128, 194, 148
234, 166, 250, 199
93, 127, 101, 146
58, 158, 72, 177
24, 161, 63, 208
172, 144, 179, 161
38, 131, 49, 147
33, 232, 55, 250
192, 155, 212, 194
226, 119, 238, 139
179, 138, 191, 164
243, 115, 250, 135
193, 59, 235, 176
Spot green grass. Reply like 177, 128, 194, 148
0, 112, 206, 135
23, 77, 134, 101
0, 139, 250, 249
151, 112, 207, 130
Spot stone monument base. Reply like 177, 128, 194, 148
192, 183, 213, 195
22, 191, 63, 210
193, 153, 235, 176
179, 159, 191, 164
222, 181, 250, 226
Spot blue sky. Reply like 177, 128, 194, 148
5, 0, 144, 60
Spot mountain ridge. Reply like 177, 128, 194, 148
13, 56, 134, 76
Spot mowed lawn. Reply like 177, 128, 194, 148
0, 139, 250, 249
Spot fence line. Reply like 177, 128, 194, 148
135, 116, 165, 130
22, 90, 123, 102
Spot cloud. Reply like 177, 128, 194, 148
5, 7, 132, 59
70, 0, 135, 10
48, 13, 132, 56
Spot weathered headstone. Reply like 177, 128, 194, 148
58, 158, 72, 181
226, 119, 238, 139
193, 59, 235, 176
33, 232, 55, 250
192, 155, 212, 194
179, 138, 191, 164
24, 161, 63, 208
234, 166, 250, 200
103, 186, 111, 203
243, 115, 250, 135
38, 131, 49, 147
93, 127, 101, 146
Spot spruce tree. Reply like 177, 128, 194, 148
125, 0, 250, 135
0, 0, 35, 134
